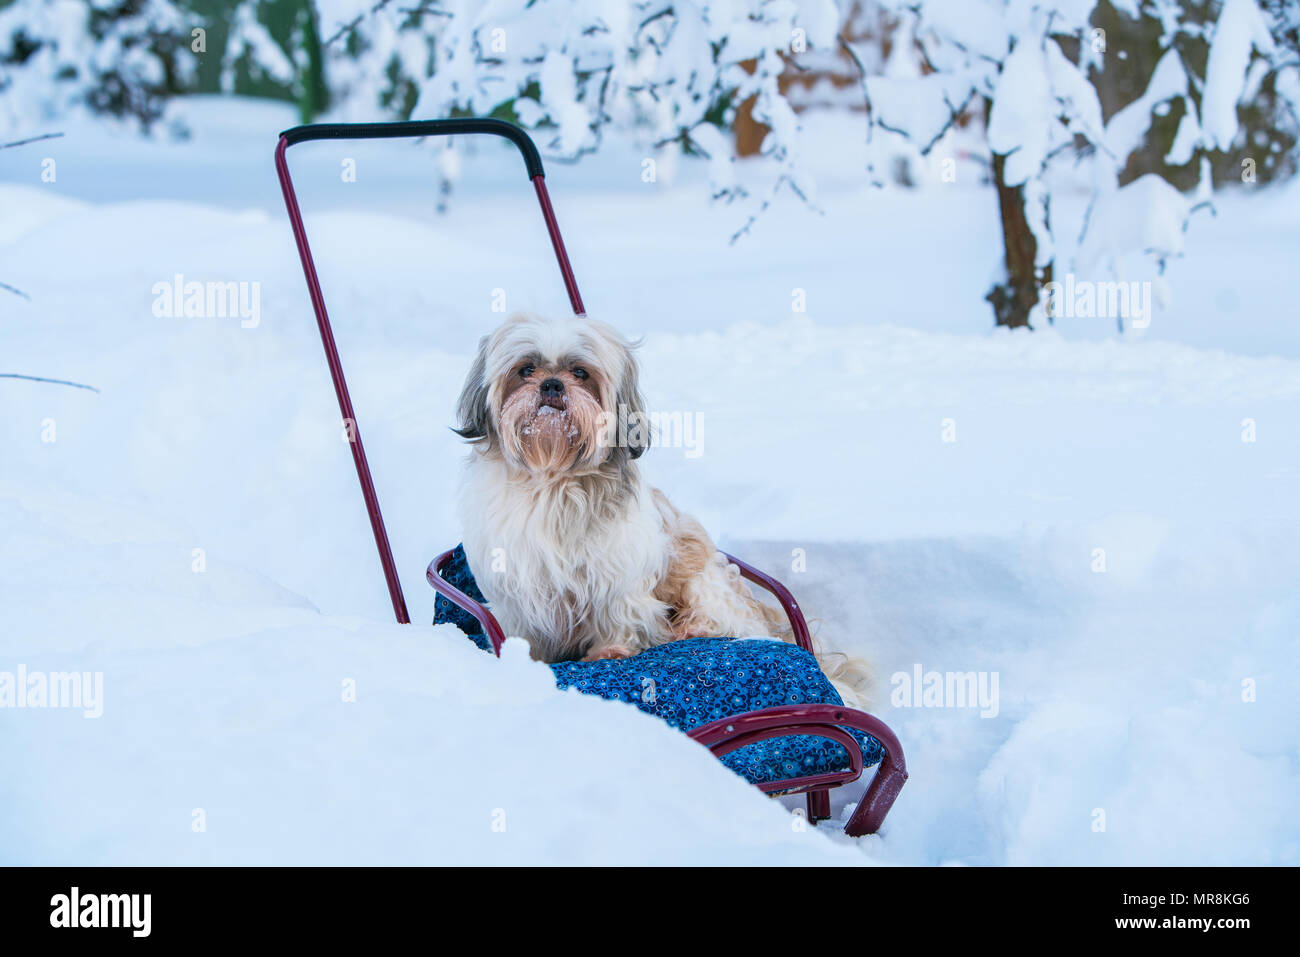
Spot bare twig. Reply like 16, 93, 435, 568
837, 34, 874, 125
728, 173, 823, 245
638, 6, 675, 32
1, 281, 31, 300
1, 132, 63, 150
838, 34, 887, 188
0, 374, 101, 393
322, 0, 399, 47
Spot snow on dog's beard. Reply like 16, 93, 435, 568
498, 377, 603, 473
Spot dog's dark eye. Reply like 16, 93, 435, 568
572, 367, 589, 381
520, 364, 535, 378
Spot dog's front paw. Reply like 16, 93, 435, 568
581, 644, 635, 662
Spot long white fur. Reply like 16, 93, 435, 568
460, 461, 674, 661
457, 313, 675, 660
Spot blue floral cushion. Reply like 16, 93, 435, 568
433, 544, 882, 786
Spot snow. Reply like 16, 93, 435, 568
1044, 35, 1105, 145
0, 1, 91, 131
1102, 49, 1190, 167
1, 485, 859, 865
2, 97, 1299, 864
1202, 0, 1276, 151
223, 4, 297, 92
874, 0, 1294, 326
866, 72, 975, 154
987, 36, 1053, 187
370, 0, 837, 214
912, 0, 1010, 66
1075, 173, 1190, 277
0, 0, 192, 133
1165, 108, 1201, 166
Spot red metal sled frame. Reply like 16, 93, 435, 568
277, 118, 906, 836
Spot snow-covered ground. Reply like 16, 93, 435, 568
2, 98, 1298, 864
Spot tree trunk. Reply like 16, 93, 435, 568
732, 88, 767, 157
986, 148, 1049, 329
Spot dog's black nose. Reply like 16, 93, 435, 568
540, 377, 565, 396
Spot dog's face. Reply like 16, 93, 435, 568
455, 313, 647, 474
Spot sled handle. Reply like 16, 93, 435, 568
279, 118, 545, 180
276, 119, 586, 626
277, 118, 583, 315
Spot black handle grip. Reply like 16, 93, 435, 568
278, 118, 545, 179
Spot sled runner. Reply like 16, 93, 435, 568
275, 119, 907, 836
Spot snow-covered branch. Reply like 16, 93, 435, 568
318, 0, 846, 222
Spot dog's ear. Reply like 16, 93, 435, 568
453, 336, 492, 442
614, 346, 650, 460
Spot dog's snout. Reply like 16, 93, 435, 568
540, 377, 565, 396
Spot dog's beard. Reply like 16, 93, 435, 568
498, 384, 605, 474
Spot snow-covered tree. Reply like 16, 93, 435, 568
866, 0, 1300, 328
317, 0, 846, 228
0, 0, 331, 133
5, 2, 1298, 330
0, 0, 198, 131
210, 0, 325, 121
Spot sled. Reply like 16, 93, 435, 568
275, 118, 907, 836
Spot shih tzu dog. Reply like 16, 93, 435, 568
454, 312, 869, 705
